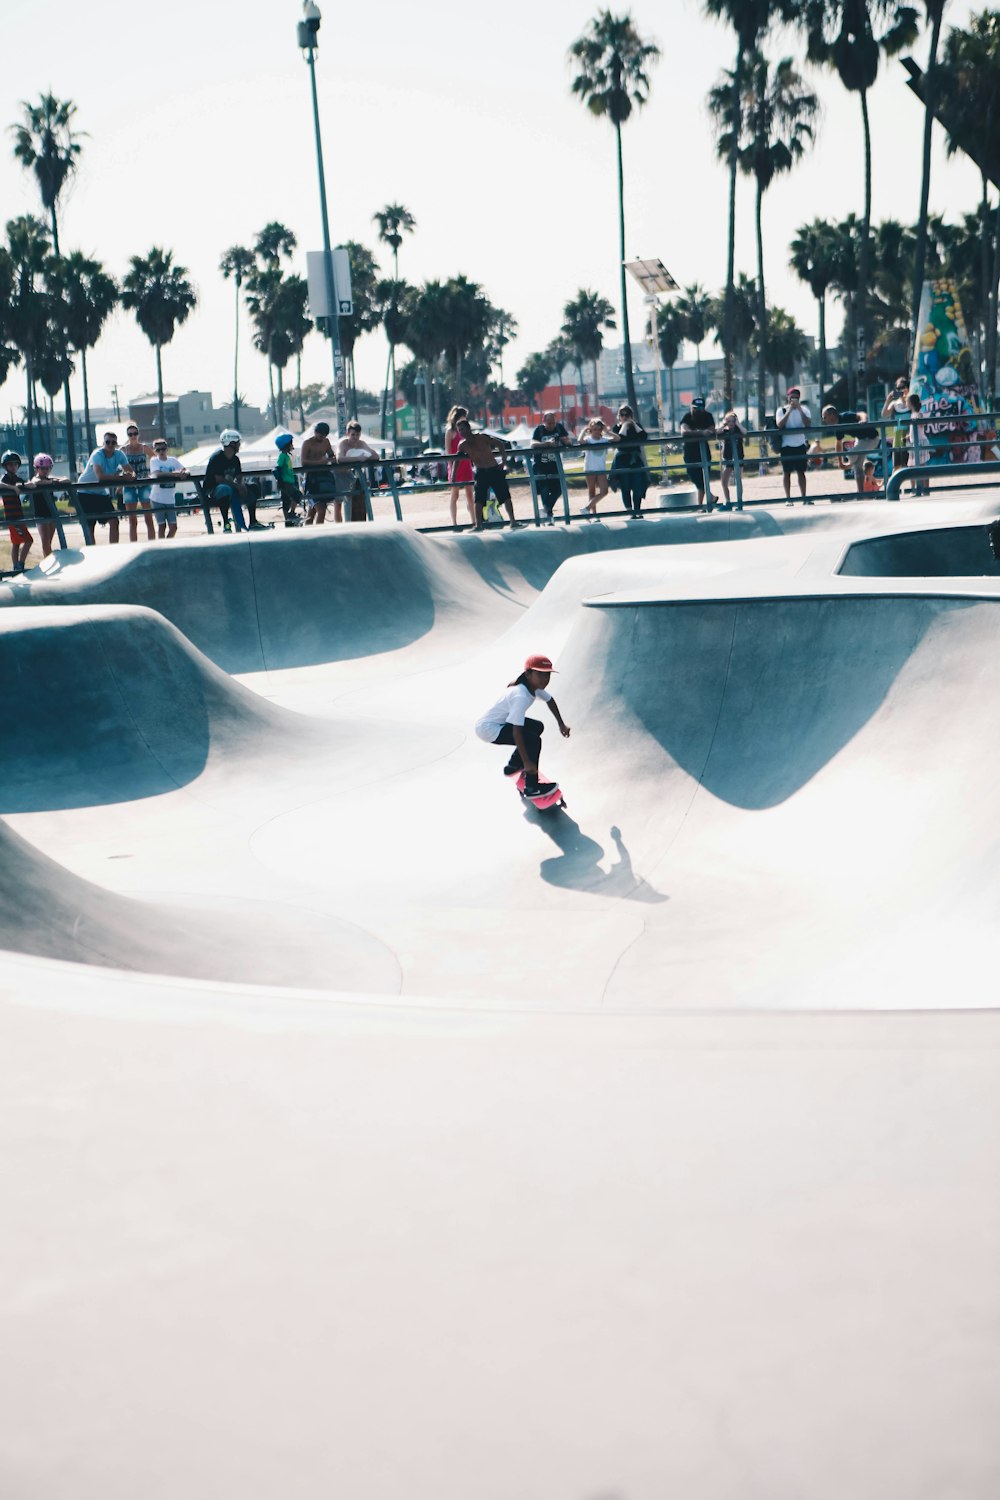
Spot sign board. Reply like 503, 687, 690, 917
307, 248, 354, 318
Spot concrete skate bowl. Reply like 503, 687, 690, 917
840, 523, 1000, 577
0, 518, 777, 674
4, 569, 1000, 1009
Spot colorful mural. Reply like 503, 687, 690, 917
910, 279, 999, 464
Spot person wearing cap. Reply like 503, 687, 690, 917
775, 387, 813, 504
474, 653, 571, 798
0, 451, 33, 572
679, 397, 717, 509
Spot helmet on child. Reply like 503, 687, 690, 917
275, 431, 294, 450
33, 453, 54, 470
1, 450, 23, 466
219, 429, 242, 446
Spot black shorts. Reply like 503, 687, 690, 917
685, 462, 708, 490
31, 489, 57, 520
781, 449, 809, 474
76, 490, 116, 526
304, 469, 337, 500
474, 467, 511, 507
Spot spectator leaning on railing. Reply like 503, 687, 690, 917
23, 452, 60, 559
531, 410, 571, 524
77, 432, 135, 542
149, 441, 190, 539
301, 421, 337, 525
0, 450, 32, 573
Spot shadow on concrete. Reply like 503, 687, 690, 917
529, 809, 668, 903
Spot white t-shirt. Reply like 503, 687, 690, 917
149, 455, 183, 501
775, 403, 812, 448
583, 436, 608, 472
475, 683, 552, 742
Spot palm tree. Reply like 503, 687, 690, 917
517, 352, 552, 420
9, 95, 84, 254
569, 10, 660, 413
711, 53, 819, 422
911, 2, 949, 349
790, 218, 839, 395
121, 248, 197, 439
376, 277, 413, 438
802, 0, 919, 403
405, 280, 451, 442
544, 336, 575, 423
676, 284, 715, 397
10, 93, 85, 469
752, 305, 808, 405
6, 216, 52, 461
0, 248, 19, 393
246, 223, 297, 422
219, 246, 254, 430
826, 214, 863, 394
60, 252, 117, 454
703, 0, 797, 406
935, 12, 1000, 397
656, 301, 685, 428
562, 289, 616, 416
338, 242, 382, 416
486, 308, 519, 389
373, 204, 416, 439
273, 275, 312, 428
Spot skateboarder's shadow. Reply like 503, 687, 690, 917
527, 814, 668, 903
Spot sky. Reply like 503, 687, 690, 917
0, 0, 988, 426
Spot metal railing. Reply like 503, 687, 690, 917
5, 411, 999, 559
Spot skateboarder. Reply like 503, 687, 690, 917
475, 653, 571, 797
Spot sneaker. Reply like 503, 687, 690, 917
526, 781, 557, 799
803, 498, 814, 505
222, 521, 232, 533
249, 521, 268, 531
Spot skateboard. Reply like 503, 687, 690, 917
515, 771, 566, 811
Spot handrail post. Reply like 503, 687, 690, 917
359, 465, 374, 522
525, 453, 542, 526
385, 459, 403, 522
194, 479, 214, 533
700, 440, 713, 508
72, 487, 95, 546
557, 450, 572, 524
878, 418, 891, 499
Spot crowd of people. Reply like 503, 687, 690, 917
0, 385, 969, 567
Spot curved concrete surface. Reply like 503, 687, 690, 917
3, 498, 1000, 1499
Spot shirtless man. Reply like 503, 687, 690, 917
456, 419, 521, 530
301, 420, 337, 524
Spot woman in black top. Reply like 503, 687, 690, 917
610, 405, 649, 518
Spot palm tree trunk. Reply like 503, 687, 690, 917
615, 121, 638, 413
62, 379, 76, 472
277, 364, 285, 425
381, 346, 392, 440
755, 181, 767, 428
911, 4, 944, 355
979, 177, 991, 392
23, 366, 33, 460
988, 199, 1000, 406
857, 89, 873, 410
818, 294, 827, 399
668, 363, 676, 431
594, 354, 601, 416
297, 351, 305, 429
722, 43, 744, 410
390, 345, 398, 447
266, 362, 276, 426
232, 280, 241, 429
695, 343, 703, 399
81, 347, 93, 456
156, 344, 165, 440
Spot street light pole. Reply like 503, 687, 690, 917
298, 2, 348, 436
